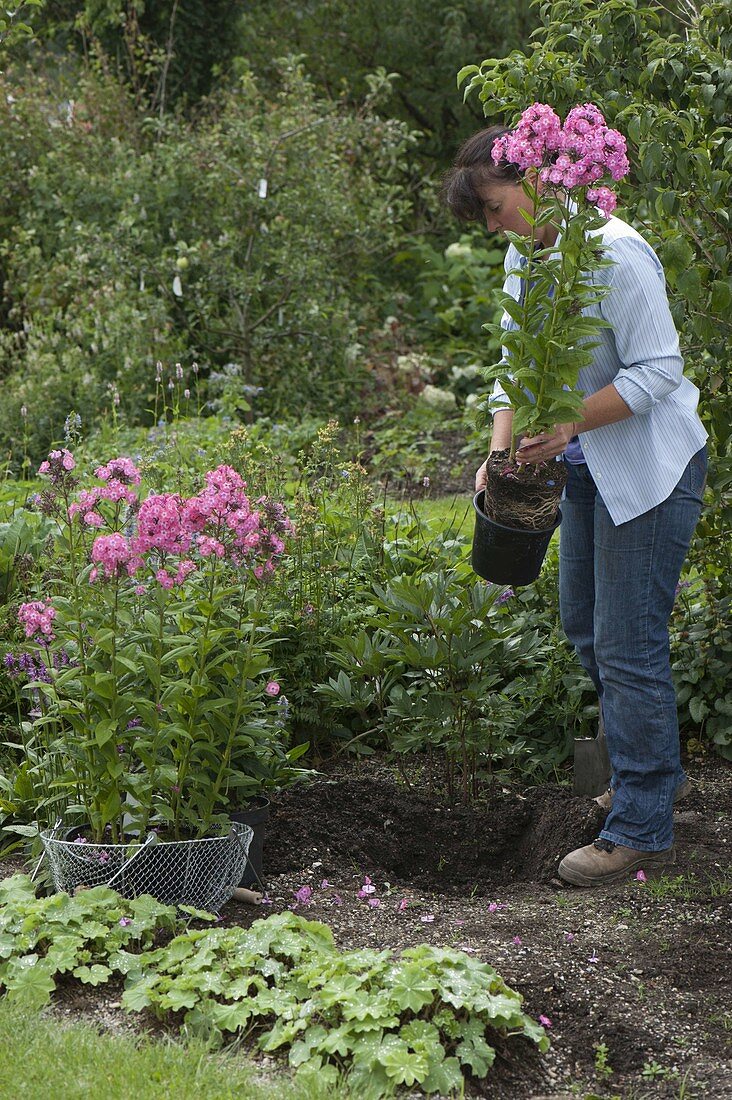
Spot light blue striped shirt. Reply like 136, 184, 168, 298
493, 214, 708, 525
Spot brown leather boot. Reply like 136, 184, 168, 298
594, 778, 693, 812
558, 838, 675, 886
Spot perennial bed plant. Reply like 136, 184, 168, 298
0, 873, 549, 1097
5, 447, 305, 844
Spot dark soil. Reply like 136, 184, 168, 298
247, 754, 732, 1099
8, 754, 732, 1100
264, 776, 607, 891
483, 448, 566, 531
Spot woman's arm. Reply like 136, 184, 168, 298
516, 384, 633, 463
475, 409, 515, 490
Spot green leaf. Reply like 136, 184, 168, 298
73, 963, 113, 986
4, 956, 56, 1009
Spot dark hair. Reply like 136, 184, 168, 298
442, 125, 522, 222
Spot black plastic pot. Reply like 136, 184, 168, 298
230, 796, 270, 889
472, 490, 561, 586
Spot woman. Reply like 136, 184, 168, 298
443, 126, 708, 886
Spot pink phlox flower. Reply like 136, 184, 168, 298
293, 885, 313, 907
73, 836, 88, 845
18, 600, 56, 640
367, 898, 381, 908
332, 894, 343, 906
564, 932, 575, 943
398, 898, 409, 912
133, 493, 190, 555
421, 914, 435, 923
495, 103, 563, 170
100, 480, 137, 505
357, 876, 376, 898
95, 456, 141, 485
253, 565, 264, 580
174, 560, 197, 585
38, 448, 76, 477
260, 895, 273, 905
512, 936, 522, 946
126, 554, 144, 577
83, 511, 104, 528
118, 916, 132, 927
134, 584, 146, 595
91, 533, 133, 579
320, 879, 334, 890
588, 951, 599, 963
155, 569, 175, 590
586, 186, 618, 217
539, 1014, 553, 1028
487, 901, 505, 912
265, 681, 280, 697
197, 535, 226, 558
180, 496, 210, 534
635, 869, 647, 882
75, 487, 103, 513
205, 465, 246, 498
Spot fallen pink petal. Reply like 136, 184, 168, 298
635, 869, 647, 882
293, 886, 313, 907
539, 1015, 553, 1028
367, 897, 381, 908
512, 936, 522, 946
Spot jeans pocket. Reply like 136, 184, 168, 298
688, 446, 708, 498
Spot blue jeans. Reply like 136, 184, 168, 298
559, 447, 707, 851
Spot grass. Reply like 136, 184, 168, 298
0, 1001, 349, 1100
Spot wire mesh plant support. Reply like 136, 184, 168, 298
40, 821, 254, 912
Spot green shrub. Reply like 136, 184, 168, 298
0, 60, 418, 468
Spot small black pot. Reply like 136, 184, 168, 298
230, 796, 270, 889
472, 490, 561, 586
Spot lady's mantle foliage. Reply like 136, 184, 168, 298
0, 875, 549, 1097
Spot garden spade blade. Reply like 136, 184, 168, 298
573, 709, 611, 798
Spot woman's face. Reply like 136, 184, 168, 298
475, 178, 553, 243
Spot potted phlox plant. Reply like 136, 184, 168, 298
7, 448, 306, 909
454, 100, 630, 583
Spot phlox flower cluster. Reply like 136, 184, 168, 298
37, 451, 295, 588
67, 456, 142, 527
17, 600, 56, 640
492, 101, 630, 217
126, 466, 294, 585
37, 449, 76, 486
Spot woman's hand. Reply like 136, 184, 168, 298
516, 422, 577, 463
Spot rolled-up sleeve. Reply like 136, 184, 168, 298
602, 236, 683, 415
